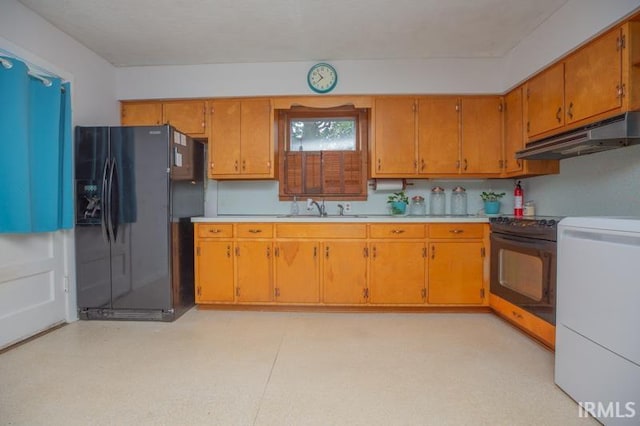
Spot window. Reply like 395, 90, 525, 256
278, 106, 369, 201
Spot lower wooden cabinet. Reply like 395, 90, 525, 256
322, 241, 368, 304
369, 241, 426, 304
195, 240, 234, 303
490, 294, 555, 349
274, 241, 320, 303
194, 222, 488, 308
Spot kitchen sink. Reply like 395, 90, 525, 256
277, 214, 367, 218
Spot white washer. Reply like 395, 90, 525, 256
556, 217, 640, 425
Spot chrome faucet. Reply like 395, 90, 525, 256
307, 198, 327, 217
337, 204, 345, 216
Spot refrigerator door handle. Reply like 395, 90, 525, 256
107, 157, 118, 241
100, 158, 110, 243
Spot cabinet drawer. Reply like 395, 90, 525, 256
429, 223, 484, 239
197, 224, 233, 238
276, 223, 367, 238
236, 223, 273, 238
369, 224, 426, 239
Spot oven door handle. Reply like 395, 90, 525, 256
491, 232, 554, 248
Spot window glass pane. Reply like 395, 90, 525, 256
289, 118, 356, 151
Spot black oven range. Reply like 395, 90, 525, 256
489, 216, 561, 325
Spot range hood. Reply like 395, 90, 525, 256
516, 112, 640, 160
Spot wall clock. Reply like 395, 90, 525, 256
307, 63, 338, 94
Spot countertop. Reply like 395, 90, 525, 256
191, 214, 491, 223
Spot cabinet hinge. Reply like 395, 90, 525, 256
481, 247, 486, 258
236, 287, 240, 297
274, 288, 280, 298
498, 103, 503, 112
498, 159, 504, 169
526, 88, 530, 99
197, 286, 201, 296
421, 288, 427, 300
526, 121, 530, 133
617, 34, 626, 51
455, 103, 460, 112
363, 288, 369, 299
480, 288, 485, 299
196, 247, 201, 256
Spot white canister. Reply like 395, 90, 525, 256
523, 201, 535, 216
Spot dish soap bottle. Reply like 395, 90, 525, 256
290, 196, 299, 216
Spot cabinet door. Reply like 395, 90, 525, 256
195, 241, 234, 303
417, 97, 460, 174
121, 102, 162, 126
210, 100, 241, 176
369, 242, 426, 304
461, 96, 503, 174
373, 97, 416, 175
565, 27, 622, 125
241, 99, 273, 176
323, 241, 368, 304
428, 242, 484, 304
526, 62, 565, 138
236, 241, 272, 303
163, 100, 207, 136
274, 241, 320, 303
504, 87, 525, 174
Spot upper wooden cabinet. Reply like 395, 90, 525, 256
209, 98, 274, 179
372, 96, 503, 177
503, 86, 559, 177
121, 100, 207, 138
372, 97, 417, 175
526, 23, 640, 142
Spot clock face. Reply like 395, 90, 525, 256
307, 63, 337, 93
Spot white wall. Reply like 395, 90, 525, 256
523, 145, 640, 217
0, 0, 118, 348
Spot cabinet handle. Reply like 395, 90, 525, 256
235, 246, 240, 256
313, 247, 317, 258
517, 159, 522, 168
248, 229, 262, 234
616, 84, 625, 99
242, 160, 246, 171
208, 229, 222, 234
234, 160, 239, 171
325, 246, 330, 259
372, 246, 377, 259
377, 158, 381, 171
266, 247, 271, 258
431, 245, 435, 259
274, 247, 280, 257
363, 247, 369, 258
422, 247, 427, 258
555, 106, 562, 123
567, 102, 574, 120
449, 229, 464, 234
414, 159, 418, 171
420, 158, 425, 171
226, 245, 231, 258
463, 159, 468, 171
391, 229, 405, 234
512, 311, 523, 319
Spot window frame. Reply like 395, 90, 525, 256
277, 106, 369, 201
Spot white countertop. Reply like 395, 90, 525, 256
191, 215, 490, 223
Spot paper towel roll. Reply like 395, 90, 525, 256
372, 179, 405, 192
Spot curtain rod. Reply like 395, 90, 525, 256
1, 57, 63, 89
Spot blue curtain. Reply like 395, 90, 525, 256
0, 57, 73, 233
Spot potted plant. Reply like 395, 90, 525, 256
387, 191, 409, 215
480, 191, 506, 215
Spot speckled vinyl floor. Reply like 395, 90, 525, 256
0, 310, 597, 426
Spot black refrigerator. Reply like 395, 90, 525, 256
74, 125, 204, 321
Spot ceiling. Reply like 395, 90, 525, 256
19, 0, 569, 67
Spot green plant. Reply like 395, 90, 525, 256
387, 191, 409, 204
480, 191, 506, 202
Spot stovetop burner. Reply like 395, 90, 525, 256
489, 215, 563, 241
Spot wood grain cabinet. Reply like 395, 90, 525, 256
427, 224, 486, 305
121, 100, 208, 138
525, 61, 565, 139
322, 241, 368, 305
194, 224, 235, 303
372, 96, 503, 177
503, 87, 559, 177
273, 241, 320, 303
235, 224, 273, 303
368, 224, 427, 305
209, 98, 274, 179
